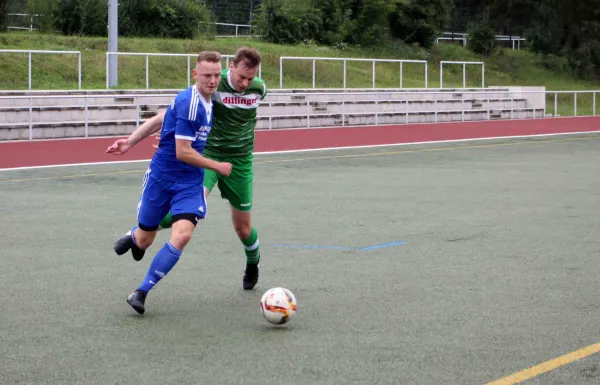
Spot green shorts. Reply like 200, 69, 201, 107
204, 154, 254, 211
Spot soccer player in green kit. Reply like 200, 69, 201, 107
108, 47, 267, 290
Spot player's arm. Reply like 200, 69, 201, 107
175, 139, 231, 176
174, 115, 231, 176
128, 111, 165, 146
106, 111, 165, 154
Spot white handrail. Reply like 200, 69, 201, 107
440, 61, 484, 88
6, 12, 41, 32
198, 22, 254, 38
0, 49, 82, 90
105, 52, 262, 89
436, 37, 467, 46
279, 56, 428, 89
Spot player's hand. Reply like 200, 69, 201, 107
216, 162, 232, 176
105, 139, 131, 155
152, 136, 160, 150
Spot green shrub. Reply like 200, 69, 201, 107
467, 23, 497, 56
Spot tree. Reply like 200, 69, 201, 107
55, 0, 107, 36
467, 23, 496, 56
524, 0, 600, 78
351, 0, 395, 45
0, 0, 15, 31
390, 0, 453, 48
253, 0, 322, 44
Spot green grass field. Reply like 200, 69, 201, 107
2, 135, 600, 384
1, 32, 599, 115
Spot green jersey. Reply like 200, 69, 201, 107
204, 69, 268, 158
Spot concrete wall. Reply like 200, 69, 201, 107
0, 87, 548, 140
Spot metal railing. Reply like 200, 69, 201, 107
439, 32, 526, 50
279, 56, 428, 89
0, 51, 487, 90
199, 22, 255, 38
0, 49, 82, 90
440, 61, 485, 88
436, 37, 467, 46
1, 89, 598, 140
105, 52, 262, 89
6, 13, 40, 32
214, 22, 252, 38
495, 37, 526, 50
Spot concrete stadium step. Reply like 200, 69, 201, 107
1, 119, 139, 140
0, 87, 516, 107
0, 108, 545, 141
259, 98, 529, 116
257, 108, 544, 130
265, 91, 516, 104
0, 89, 177, 107
0, 98, 529, 125
0, 86, 546, 140
0, 104, 138, 124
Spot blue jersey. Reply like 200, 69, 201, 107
150, 86, 213, 184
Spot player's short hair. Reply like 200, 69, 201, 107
197, 51, 221, 64
232, 47, 261, 69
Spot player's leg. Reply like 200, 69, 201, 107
202, 167, 219, 200
127, 182, 207, 315
114, 169, 167, 260
218, 157, 260, 289
231, 207, 260, 290
155, 168, 219, 230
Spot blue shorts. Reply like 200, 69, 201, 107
136, 169, 206, 230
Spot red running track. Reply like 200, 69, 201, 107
0, 117, 598, 169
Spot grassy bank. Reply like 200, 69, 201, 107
0, 32, 598, 116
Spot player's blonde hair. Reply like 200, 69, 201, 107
232, 47, 261, 69
197, 51, 221, 64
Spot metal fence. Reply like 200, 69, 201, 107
105, 52, 262, 89
0, 51, 487, 91
279, 56, 429, 89
438, 32, 526, 50
1, 89, 597, 140
6, 13, 40, 32
440, 61, 485, 88
0, 49, 82, 90
200, 22, 255, 38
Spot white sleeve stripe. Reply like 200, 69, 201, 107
175, 135, 196, 141
192, 94, 199, 120
189, 93, 198, 121
189, 89, 199, 121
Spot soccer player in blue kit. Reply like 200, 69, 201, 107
122, 51, 232, 315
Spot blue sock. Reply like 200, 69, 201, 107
129, 225, 139, 247
138, 242, 182, 293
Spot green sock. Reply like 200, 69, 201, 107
241, 227, 260, 265
158, 212, 173, 230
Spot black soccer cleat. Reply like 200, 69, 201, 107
243, 263, 259, 290
114, 232, 146, 261
126, 289, 147, 315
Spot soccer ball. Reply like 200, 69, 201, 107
260, 287, 297, 325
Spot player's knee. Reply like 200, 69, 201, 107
137, 237, 154, 250
134, 227, 156, 249
170, 214, 199, 249
234, 223, 252, 240
170, 226, 193, 249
